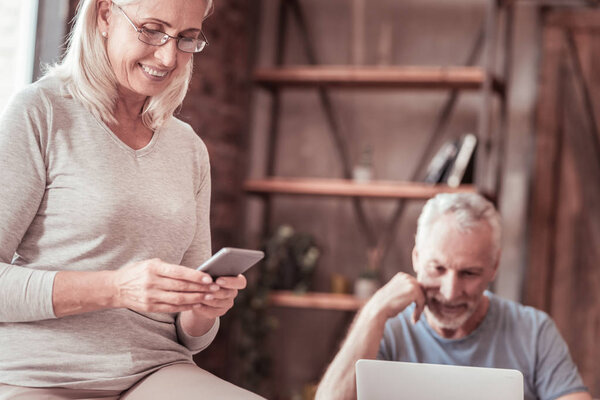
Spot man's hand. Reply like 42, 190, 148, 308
365, 272, 426, 324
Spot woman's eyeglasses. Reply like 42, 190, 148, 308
114, 4, 208, 53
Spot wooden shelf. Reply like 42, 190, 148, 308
269, 290, 365, 311
244, 178, 476, 200
254, 66, 505, 94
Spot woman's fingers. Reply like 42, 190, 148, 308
198, 296, 234, 309
154, 278, 218, 293
214, 274, 247, 290
203, 288, 238, 301
152, 261, 213, 284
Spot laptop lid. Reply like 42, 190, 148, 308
355, 359, 524, 400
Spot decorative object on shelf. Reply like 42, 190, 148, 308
233, 225, 320, 391
267, 225, 321, 293
447, 133, 477, 187
423, 133, 478, 186
354, 269, 379, 300
302, 382, 318, 400
352, 145, 374, 183
354, 247, 381, 299
423, 139, 460, 184
330, 272, 350, 294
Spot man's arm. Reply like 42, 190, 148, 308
315, 273, 425, 400
556, 392, 592, 400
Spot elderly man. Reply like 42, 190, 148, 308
316, 193, 590, 400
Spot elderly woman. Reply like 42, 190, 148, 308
0, 0, 262, 399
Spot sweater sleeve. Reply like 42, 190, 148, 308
177, 136, 218, 352
0, 86, 58, 322
175, 315, 220, 353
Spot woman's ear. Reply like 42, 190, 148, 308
97, 0, 112, 36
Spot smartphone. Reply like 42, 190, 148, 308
197, 247, 264, 278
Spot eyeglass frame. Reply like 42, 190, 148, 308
113, 4, 209, 54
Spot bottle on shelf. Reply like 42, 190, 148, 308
353, 145, 374, 183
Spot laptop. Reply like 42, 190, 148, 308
355, 359, 524, 400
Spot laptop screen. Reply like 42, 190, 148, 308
356, 359, 524, 400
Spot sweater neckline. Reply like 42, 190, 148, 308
93, 114, 162, 157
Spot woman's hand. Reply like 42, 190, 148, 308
189, 274, 247, 319
110, 258, 218, 313
178, 274, 247, 337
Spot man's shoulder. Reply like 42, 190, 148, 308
488, 292, 553, 330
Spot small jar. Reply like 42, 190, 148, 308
354, 276, 378, 299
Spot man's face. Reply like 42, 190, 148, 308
412, 213, 498, 336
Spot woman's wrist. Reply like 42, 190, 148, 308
53, 270, 118, 317
179, 309, 216, 337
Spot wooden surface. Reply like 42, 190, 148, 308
269, 291, 365, 311
545, 8, 600, 29
528, 9, 600, 395
244, 178, 476, 199
254, 66, 505, 94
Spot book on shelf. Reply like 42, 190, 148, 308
423, 139, 459, 184
423, 133, 477, 186
446, 133, 477, 188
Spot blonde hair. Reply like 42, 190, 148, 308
46, 0, 213, 130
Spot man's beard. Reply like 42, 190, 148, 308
424, 297, 478, 331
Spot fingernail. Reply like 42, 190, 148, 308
202, 276, 212, 284
205, 294, 214, 300
210, 285, 219, 291
216, 279, 226, 285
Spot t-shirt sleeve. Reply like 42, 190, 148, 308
377, 315, 405, 361
534, 317, 589, 399
0, 86, 58, 323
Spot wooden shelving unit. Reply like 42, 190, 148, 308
242, 0, 513, 396
254, 65, 505, 95
269, 290, 365, 311
244, 177, 476, 199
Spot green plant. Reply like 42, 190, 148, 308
234, 225, 320, 391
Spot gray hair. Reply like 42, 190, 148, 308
45, 0, 213, 131
415, 193, 502, 261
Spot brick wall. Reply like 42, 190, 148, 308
180, 0, 257, 252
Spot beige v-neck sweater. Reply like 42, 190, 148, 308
0, 76, 219, 390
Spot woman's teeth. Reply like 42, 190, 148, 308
141, 64, 168, 77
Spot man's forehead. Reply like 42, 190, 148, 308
418, 222, 496, 266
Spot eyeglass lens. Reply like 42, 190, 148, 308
138, 29, 207, 53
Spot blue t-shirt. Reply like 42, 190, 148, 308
377, 291, 588, 400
